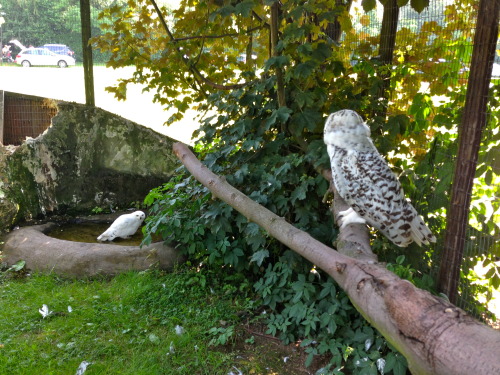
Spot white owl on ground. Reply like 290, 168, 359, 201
324, 110, 436, 247
97, 211, 146, 241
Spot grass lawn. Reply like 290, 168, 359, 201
0, 268, 321, 374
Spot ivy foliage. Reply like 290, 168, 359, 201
94, 0, 499, 371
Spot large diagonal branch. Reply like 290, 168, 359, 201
172, 142, 500, 375
321, 168, 376, 263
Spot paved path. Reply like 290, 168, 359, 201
0, 65, 199, 143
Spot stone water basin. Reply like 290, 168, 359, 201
48, 221, 146, 246
1, 215, 183, 278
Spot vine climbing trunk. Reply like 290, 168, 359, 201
437, 0, 500, 303
173, 142, 500, 375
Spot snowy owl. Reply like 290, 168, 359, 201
97, 211, 146, 241
323, 110, 436, 247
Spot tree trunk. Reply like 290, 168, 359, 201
173, 142, 500, 375
270, 1, 286, 108
378, 0, 399, 65
376, 0, 399, 116
324, 0, 353, 45
80, 0, 95, 107
437, 0, 500, 303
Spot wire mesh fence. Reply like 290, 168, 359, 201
348, 0, 498, 323
0, 0, 498, 323
2, 93, 57, 145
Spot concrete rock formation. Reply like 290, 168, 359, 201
0, 101, 179, 232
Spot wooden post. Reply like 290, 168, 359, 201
378, 0, 399, 65
437, 0, 500, 303
80, 0, 95, 107
0, 90, 4, 144
376, 0, 399, 118
270, 1, 285, 108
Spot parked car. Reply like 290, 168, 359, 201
15, 48, 75, 68
41, 44, 75, 58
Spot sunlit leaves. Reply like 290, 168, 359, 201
408, 93, 432, 128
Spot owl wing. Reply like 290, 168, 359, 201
330, 145, 435, 247
97, 214, 138, 241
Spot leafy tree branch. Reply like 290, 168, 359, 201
149, 0, 255, 91
172, 25, 266, 42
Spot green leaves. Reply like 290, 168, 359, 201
234, 0, 256, 17
250, 249, 270, 266
264, 55, 290, 71
123, 0, 497, 372
411, 0, 430, 13
264, 106, 293, 131
361, 0, 377, 13
384, 352, 408, 375
7, 260, 26, 273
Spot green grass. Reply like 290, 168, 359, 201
0, 268, 261, 374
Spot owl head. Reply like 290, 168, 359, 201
324, 110, 370, 139
133, 211, 146, 223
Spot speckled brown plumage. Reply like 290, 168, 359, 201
324, 110, 436, 247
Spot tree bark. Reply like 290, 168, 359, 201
80, 0, 95, 107
437, 0, 500, 303
173, 142, 500, 375
322, 168, 376, 263
270, 1, 286, 108
376, 0, 399, 118
378, 0, 399, 65
324, 0, 353, 45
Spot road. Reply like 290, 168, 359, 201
0, 65, 200, 144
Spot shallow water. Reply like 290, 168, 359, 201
47, 222, 145, 246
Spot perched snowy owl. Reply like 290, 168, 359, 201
324, 110, 436, 247
97, 211, 146, 241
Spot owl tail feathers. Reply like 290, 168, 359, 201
97, 232, 114, 241
410, 215, 436, 247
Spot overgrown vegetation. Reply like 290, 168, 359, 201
93, 0, 500, 372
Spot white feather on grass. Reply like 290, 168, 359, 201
39, 304, 52, 318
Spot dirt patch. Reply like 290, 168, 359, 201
222, 323, 331, 375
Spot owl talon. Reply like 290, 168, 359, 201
338, 207, 366, 229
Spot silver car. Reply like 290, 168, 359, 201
15, 47, 75, 68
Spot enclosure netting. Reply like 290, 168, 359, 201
350, 0, 498, 323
